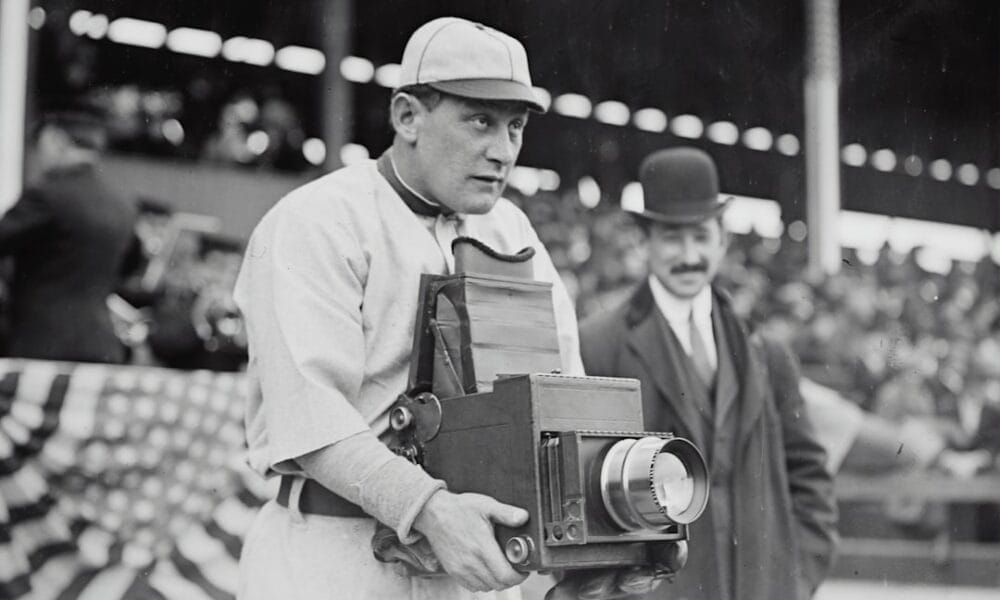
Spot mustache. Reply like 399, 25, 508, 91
671, 262, 708, 275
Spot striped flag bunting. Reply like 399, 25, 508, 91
0, 360, 274, 600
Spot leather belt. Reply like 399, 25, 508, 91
276, 476, 368, 518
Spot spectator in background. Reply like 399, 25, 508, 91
579, 147, 838, 600
0, 105, 137, 363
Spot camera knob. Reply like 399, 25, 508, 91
390, 406, 414, 431
504, 535, 534, 565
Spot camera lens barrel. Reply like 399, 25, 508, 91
600, 436, 709, 532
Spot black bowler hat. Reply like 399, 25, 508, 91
635, 147, 730, 225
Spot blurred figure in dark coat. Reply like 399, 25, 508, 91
0, 106, 137, 363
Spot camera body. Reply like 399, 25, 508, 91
392, 267, 707, 571
423, 372, 703, 570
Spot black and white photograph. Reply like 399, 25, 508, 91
0, 1, 998, 599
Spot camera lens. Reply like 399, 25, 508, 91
652, 451, 695, 516
600, 436, 709, 532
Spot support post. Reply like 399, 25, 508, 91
804, 0, 842, 275
320, 0, 354, 171
0, 0, 31, 213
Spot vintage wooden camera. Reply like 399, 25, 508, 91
389, 240, 708, 572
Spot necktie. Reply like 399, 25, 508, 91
689, 311, 715, 388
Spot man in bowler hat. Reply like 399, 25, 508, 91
579, 147, 838, 599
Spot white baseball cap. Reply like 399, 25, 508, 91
398, 17, 547, 113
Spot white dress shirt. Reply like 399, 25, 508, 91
648, 274, 718, 371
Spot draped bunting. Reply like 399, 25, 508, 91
0, 360, 273, 600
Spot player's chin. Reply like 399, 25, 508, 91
461, 193, 502, 215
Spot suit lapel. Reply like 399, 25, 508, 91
712, 298, 739, 431
711, 290, 768, 449
625, 282, 707, 449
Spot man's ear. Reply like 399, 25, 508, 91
390, 93, 422, 144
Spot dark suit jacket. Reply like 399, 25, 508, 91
580, 281, 838, 600
0, 164, 137, 363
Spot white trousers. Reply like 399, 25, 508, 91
238, 500, 524, 600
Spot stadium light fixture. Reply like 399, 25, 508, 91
553, 93, 592, 119
374, 63, 401, 88
841, 143, 866, 167
302, 138, 326, 166
594, 101, 630, 126
339, 56, 375, 83
276, 45, 326, 75
28, 7, 46, 30
509, 166, 541, 196
538, 169, 561, 192
670, 114, 703, 139
987, 167, 1000, 190
706, 121, 739, 145
161, 119, 185, 145
929, 159, 953, 181
776, 133, 800, 156
742, 126, 773, 151
870, 148, 897, 172
578, 176, 601, 208
632, 108, 667, 133
956, 163, 979, 186
85, 14, 109, 40
902, 155, 923, 176
68, 10, 92, 36
222, 37, 275, 66
166, 27, 223, 58
786, 220, 807, 242
246, 131, 270, 156
620, 181, 644, 213
107, 18, 167, 49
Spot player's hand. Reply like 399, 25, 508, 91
413, 490, 529, 592
544, 541, 687, 600
371, 521, 442, 575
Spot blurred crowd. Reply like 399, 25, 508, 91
37, 9, 316, 172
508, 188, 1000, 467
11, 11, 1000, 464
2, 181, 997, 466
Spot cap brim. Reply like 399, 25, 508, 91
631, 196, 732, 226
427, 79, 548, 113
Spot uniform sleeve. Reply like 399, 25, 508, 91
235, 202, 451, 540
0, 189, 53, 254
526, 223, 585, 376
234, 204, 372, 470
763, 336, 840, 597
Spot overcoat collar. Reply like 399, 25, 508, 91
623, 280, 767, 450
